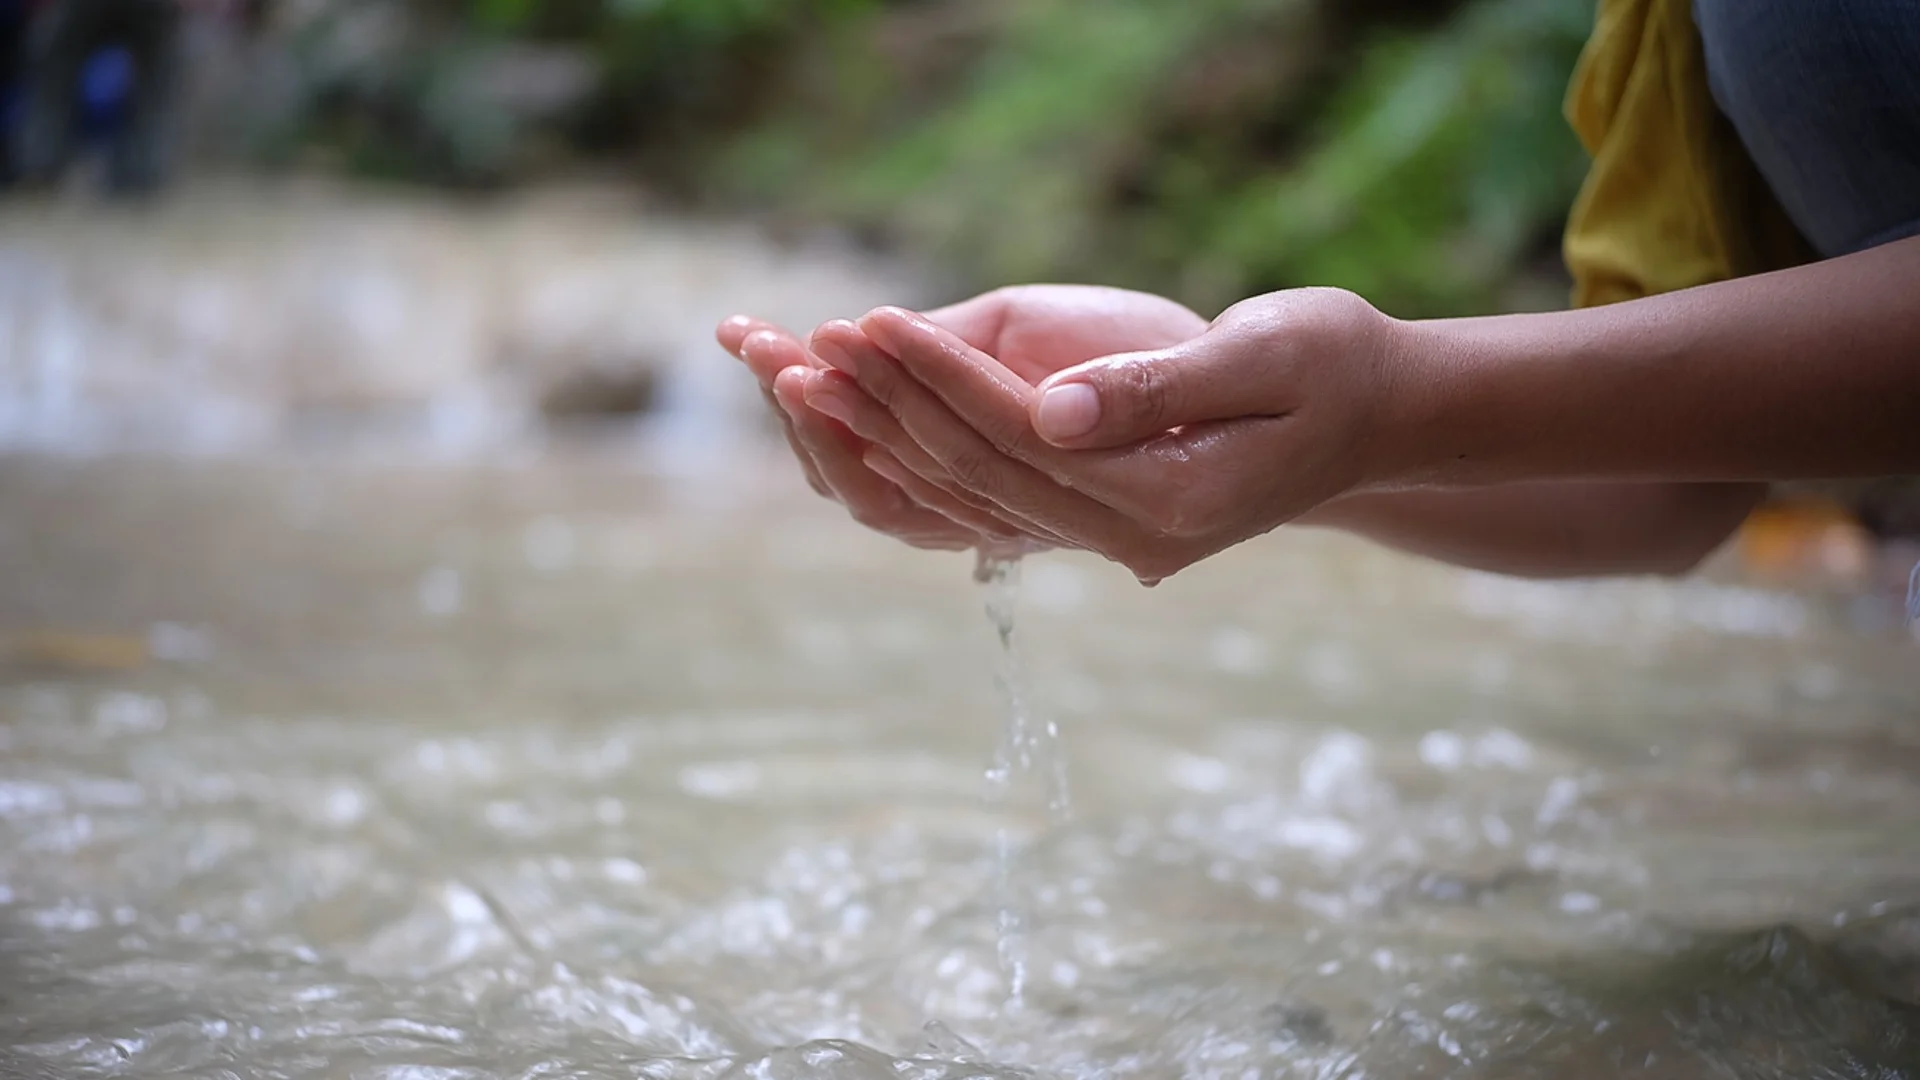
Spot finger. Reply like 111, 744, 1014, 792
1025, 329, 1284, 450
880, 303, 1259, 453
864, 446, 1063, 555
807, 320, 1137, 550
716, 314, 767, 358
803, 332, 1076, 547
738, 330, 830, 496
851, 310, 1044, 455
919, 289, 1066, 386
855, 308, 1189, 515
855, 440, 1044, 545
775, 368, 984, 547
719, 317, 817, 373
799, 368, 1068, 547
920, 291, 1015, 354
923, 285, 1207, 370
777, 411, 832, 499
739, 327, 817, 386
853, 428, 1069, 549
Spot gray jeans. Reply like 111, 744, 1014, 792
1695, 0, 1920, 258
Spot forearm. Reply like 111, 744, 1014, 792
1301, 481, 1766, 578
1392, 235, 1920, 487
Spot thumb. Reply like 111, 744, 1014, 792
1028, 325, 1276, 449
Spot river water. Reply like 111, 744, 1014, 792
2, 185, 1919, 1079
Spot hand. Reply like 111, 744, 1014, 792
716, 285, 1210, 555
716, 315, 1002, 552
805, 288, 1413, 582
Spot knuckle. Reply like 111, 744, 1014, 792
1212, 294, 1267, 328
942, 448, 1001, 496
1308, 288, 1377, 346
937, 478, 1015, 519
915, 465, 988, 506
1213, 290, 1304, 335
1300, 288, 1383, 352
978, 410, 1038, 457
918, 468, 966, 497
1112, 359, 1181, 432
930, 476, 990, 509
862, 366, 904, 415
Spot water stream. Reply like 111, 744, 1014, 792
977, 552, 1072, 1015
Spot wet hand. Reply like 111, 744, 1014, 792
717, 285, 1208, 556
810, 288, 1412, 582
716, 315, 1013, 552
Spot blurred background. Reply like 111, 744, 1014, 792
4, 0, 1599, 308
0, 0, 1604, 450
3, 4, 1920, 1076
3, 0, 1913, 559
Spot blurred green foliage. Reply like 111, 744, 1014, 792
261, 0, 1596, 316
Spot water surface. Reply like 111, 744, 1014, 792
2, 448, 1917, 1079
3, 182, 1919, 1079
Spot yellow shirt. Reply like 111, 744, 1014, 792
1562, 1, 1920, 558
1561, 0, 1813, 308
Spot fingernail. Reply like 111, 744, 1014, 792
741, 329, 780, 360
812, 339, 859, 377
808, 390, 855, 427
1036, 382, 1102, 441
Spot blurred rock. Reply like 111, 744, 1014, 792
535, 360, 662, 424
